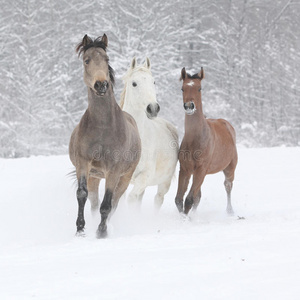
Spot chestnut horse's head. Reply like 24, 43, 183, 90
76, 34, 115, 97
180, 67, 204, 115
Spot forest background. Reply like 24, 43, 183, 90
0, 0, 299, 157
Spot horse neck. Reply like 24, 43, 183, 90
87, 86, 123, 127
184, 95, 209, 138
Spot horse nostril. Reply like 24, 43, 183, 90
146, 104, 152, 114
184, 102, 195, 110
156, 104, 160, 113
94, 81, 101, 91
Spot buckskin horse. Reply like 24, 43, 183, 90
69, 34, 141, 238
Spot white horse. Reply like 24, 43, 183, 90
120, 57, 179, 209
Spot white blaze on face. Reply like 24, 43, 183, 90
187, 81, 194, 87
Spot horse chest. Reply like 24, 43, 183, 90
76, 123, 123, 162
179, 138, 212, 170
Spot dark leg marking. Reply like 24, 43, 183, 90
175, 169, 192, 214
175, 197, 184, 213
97, 189, 113, 238
184, 196, 194, 214
76, 176, 88, 233
192, 190, 202, 211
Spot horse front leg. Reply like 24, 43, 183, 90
97, 189, 113, 238
76, 175, 88, 235
184, 168, 206, 215
154, 180, 172, 211
175, 167, 191, 213
97, 174, 120, 238
127, 186, 146, 210
127, 172, 148, 210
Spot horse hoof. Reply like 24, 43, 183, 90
175, 202, 183, 214
75, 230, 86, 237
97, 224, 108, 239
226, 207, 235, 216
96, 229, 108, 239
180, 213, 191, 222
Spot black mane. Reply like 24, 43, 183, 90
108, 65, 115, 86
76, 35, 115, 85
76, 35, 107, 57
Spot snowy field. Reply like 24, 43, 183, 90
0, 147, 300, 299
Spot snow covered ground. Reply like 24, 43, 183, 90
0, 147, 300, 299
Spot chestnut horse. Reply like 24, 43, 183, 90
175, 67, 238, 215
69, 34, 141, 238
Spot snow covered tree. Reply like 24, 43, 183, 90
0, 0, 299, 157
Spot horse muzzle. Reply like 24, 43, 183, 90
184, 101, 196, 115
146, 103, 160, 119
94, 80, 108, 96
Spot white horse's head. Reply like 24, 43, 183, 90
121, 57, 160, 119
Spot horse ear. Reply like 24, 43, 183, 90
101, 34, 108, 48
198, 67, 204, 80
144, 57, 151, 69
131, 57, 137, 70
180, 67, 186, 81
82, 34, 93, 47
76, 34, 93, 56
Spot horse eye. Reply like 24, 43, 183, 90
198, 88, 202, 92
84, 59, 90, 65
132, 82, 137, 87
181, 88, 184, 92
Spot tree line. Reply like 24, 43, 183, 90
0, 0, 299, 157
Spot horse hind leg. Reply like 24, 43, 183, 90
223, 162, 236, 215
87, 176, 100, 215
224, 179, 234, 215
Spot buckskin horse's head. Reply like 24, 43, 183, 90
76, 34, 114, 97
